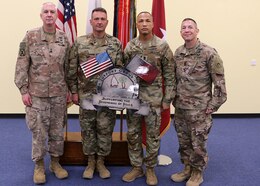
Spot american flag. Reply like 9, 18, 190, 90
56, 0, 77, 45
80, 52, 113, 78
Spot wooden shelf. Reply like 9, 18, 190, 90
60, 132, 130, 166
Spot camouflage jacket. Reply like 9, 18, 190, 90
173, 39, 227, 111
124, 35, 176, 107
67, 33, 123, 99
14, 27, 70, 97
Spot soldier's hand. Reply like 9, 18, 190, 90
66, 91, 72, 103
22, 93, 32, 106
72, 93, 79, 105
205, 108, 213, 114
162, 102, 170, 110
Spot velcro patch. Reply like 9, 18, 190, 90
19, 42, 26, 56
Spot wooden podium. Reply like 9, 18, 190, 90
60, 129, 130, 165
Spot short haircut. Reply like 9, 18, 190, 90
41, 2, 56, 13
137, 11, 153, 21
182, 18, 197, 27
137, 11, 152, 17
92, 7, 107, 15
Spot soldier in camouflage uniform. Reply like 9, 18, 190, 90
66, 7, 123, 180
14, 2, 70, 184
170, 18, 227, 186
122, 12, 176, 186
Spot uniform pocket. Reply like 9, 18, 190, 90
25, 106, 38, 131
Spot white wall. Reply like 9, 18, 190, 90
1, 0, 259, 114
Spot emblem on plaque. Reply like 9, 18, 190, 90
93, 68, 140, 110
80, 68, 149, 115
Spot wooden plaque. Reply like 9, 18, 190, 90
60, 132, 130, 165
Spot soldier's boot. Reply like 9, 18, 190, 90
122, 166, 144, 182
186, 169, 203, 186
49, 156, 68, 179
33, 159, 46, 184
171, 164, 191, 182
96, 155, 111, 179
83, 155, 96, 179
146, 167, 158, 186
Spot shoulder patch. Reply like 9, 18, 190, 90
19, 42, 26, 56
211, 55, 224, 74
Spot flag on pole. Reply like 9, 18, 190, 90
80, 52, 113, 79
113, 0, 136, 141
141, 0, 170, 146
56, 0, 77, 139
152, 0, 170, 138
152, 0, 166, 40
113, 0, 136, 48
56, 0, 77, 45
86, 0, 102, 34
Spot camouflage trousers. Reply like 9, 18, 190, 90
25, 96, 66, 162
79, 107, 116, 156
126, 107, 161, 168
174, 107, 213, 171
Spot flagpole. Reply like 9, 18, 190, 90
151, 0, 173, 166
120, 111, 123, 140
113, 0, 136, 141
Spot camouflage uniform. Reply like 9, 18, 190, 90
67, 33, 123, 156
173, 39, 227, 171
124, 35, 176, 167
14, 27, 70, 161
